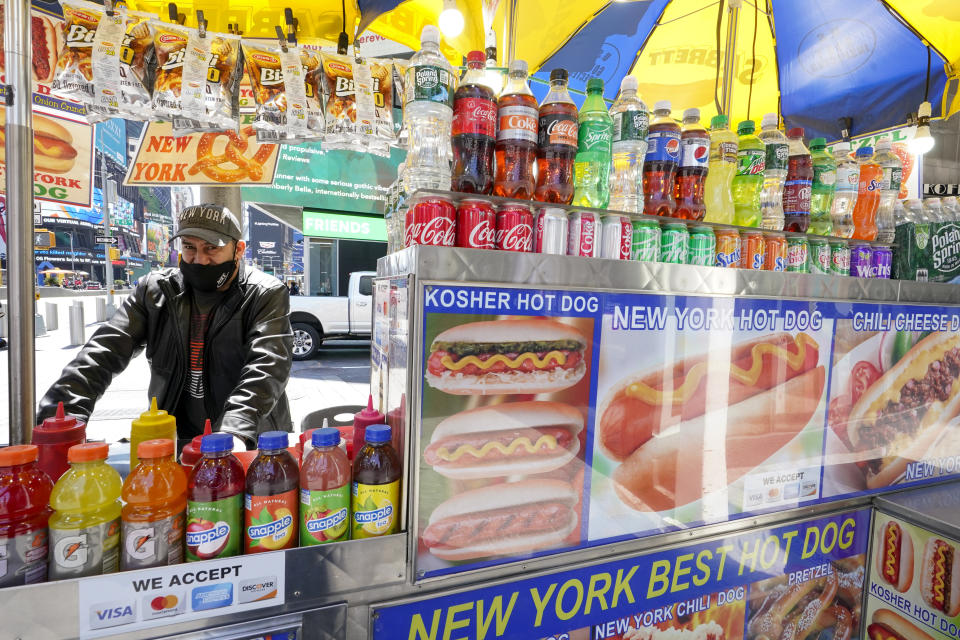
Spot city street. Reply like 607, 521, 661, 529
0, 294, 371, 445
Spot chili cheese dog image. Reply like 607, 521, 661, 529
921, 538, 960, 617
421, 479, 577, 561
847, 332, 960, 489
597, 332, 824, 511
425, 319, 587, 395
423, 401, 583, 479
875, 520, 914, 593
867, 609, 934, 640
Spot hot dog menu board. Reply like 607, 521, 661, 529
417, 284, 960, 578
376, 508, 870, 640
865, 513, 960, 640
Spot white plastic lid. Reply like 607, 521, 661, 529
761, 113, 778, 128
620, 76, 638, 92
833, 141, 851, 152
683, 108, 700, 119
509, 59, 528, 74
876, 137, 892, 150
654, 100, 671, 111
421, 25, 440, 44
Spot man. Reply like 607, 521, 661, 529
38, 204, 293, 448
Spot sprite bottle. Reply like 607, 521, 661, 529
732, 120, 764, 227
573, 78, 613, 209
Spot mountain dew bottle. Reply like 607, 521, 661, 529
732, 120, 765, 227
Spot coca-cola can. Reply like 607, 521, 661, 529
496, 204, 534, 252
534, 207, 568, 255
405, 195, 456, 247
567, 211, 600, 258
599, 214, 632, 260
455, 198, 496, 249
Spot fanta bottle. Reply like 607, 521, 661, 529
48, 443, 122, 580
0, 445, 53, 587
852, 147, 882, 240
732, 120, 765, 227
244, 432, 299, 553
642, 100, 680, 216
703, 115, 737, 224
129, 397, 176, 470
300, 427, 351, 545
674, 108, 709, 220
186, 433, 244, 562
121, 439, 187, 570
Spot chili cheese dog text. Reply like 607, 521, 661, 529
875, 520, 914, 593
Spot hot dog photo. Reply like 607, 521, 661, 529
417, 312, 593, 576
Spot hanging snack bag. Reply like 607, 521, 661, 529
242, 40, 323, 143
52, 0, 109, 104
368, 58, 394, 153
95, 10, 154, 119
320, 52, 358, 147
320, 54, 394, 154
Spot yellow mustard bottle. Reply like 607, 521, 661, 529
129, 397, 177, 469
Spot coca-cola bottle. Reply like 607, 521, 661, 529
452, 50, 497, 194
534, 68, 577, 204
494, 60, 538, 200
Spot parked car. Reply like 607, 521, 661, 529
289, 271, 374, 360
85, 281, 104, 290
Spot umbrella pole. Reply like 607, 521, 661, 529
720, 1, 740, 115
4, 0, 36, 443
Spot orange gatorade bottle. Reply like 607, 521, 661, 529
121, 439, 187, 570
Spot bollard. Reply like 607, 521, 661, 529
69, 301, 85, 346
35, 313, 46, 337
95, 297, 107, 322
45, 302, 59, 331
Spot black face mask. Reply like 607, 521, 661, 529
179, 257, 236, 292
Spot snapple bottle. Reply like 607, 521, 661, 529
186, 433, 244, 562
244, 432, 299, 553
300, 427, 351, 545
351, 425, 401, 539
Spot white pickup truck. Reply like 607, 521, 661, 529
288, 271, 374, 360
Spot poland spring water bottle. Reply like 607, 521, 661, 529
608, 76, 648, 213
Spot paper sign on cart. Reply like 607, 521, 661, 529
76, 554, 285, 638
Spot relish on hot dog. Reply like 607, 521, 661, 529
421, 479, 577, 561
867, 609, 934, 640
875, 520, 914, 593
597, 332, 824, 512
424, 401, 583, 479
425, 319, 587, 396
921, 538, 960, 617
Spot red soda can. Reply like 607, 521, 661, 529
567, 211, 600, 257
455, 198, 496, 249
739, 230, 766, 270
405, 195, 456, 247
495, 204, 534, 252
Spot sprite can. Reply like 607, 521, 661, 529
631, 219, 661, 262
688, 226, 716, 266
660, 223, 689, 264
808, 237, 831, 275
786, 236, 809, 273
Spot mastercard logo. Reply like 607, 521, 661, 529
150, 595, 179, 611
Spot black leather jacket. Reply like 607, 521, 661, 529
38, 262, 293, 445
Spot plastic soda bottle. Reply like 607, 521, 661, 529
48, 442, 121, 580
403, 25, 456, 192
732, 120, 764, 227
873, 137, 903, 243
244, 431, 299, 553
129, 397, 176, 470
783, 127, 813, 232
351, 424, 401, 539
703, 115, 737, 224
608, 76, 648, 213
451, 50, 496, 195
757, 113, 787, 231
573, 78, 613, 209
674, 108, 709, 220
809, 138, 836, 235
924, 197, 947, 223
642, 100, 681, 216
32, 401, 86, 484
0, 445, 52, 587
535, 68, 578, 204
852, 147, 882, 240
121, 439, 187, 570
300, 427, 351, 545
186, 433, 244, 561
830, 142, 859, 238
493, 60, 538, 199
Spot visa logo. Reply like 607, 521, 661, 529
89, 600, 137, 630
97, 606, 134, 620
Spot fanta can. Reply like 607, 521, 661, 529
48, 443, 122, 580
0, 445, 53, 587
851, 147, 882, 240
122, 439, 187, 570
244, 432, 299, 553
186, 433, 244, 561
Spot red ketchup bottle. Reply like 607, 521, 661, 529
186, 433, 244, 561
32, 402, 86, 483
0, 445, 53, 587
179, 419, 212, 478
451, 50, 496, 194
244, 431, 299, 553
352, 395, 385, 462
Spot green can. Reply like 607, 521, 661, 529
631, 219, 661, 262
660, 223, 689, 264
688, 226, 716, 266
786, 236, 809, 273
808, 237, 831, 275
829, 239, 850, 276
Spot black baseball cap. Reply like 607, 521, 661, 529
172, 204, 242, 247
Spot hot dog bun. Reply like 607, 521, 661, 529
921, 538, 960, 617
847, 332, 960, 489
868, 609, 934, 640
426, 319, 587, 396
875, 520, 914, 593
0, 112, 78, 174
422, 479, 577, 561
611, 365, 825, 512
424, 401, 583, 479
